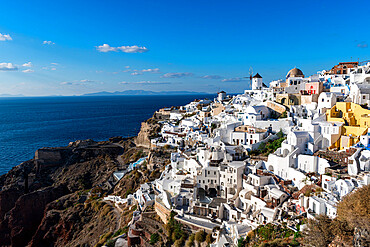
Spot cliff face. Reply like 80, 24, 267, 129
0, 185, 69, 247
135, 118, 161, 148
28, 193, 118, 247
0, 140, 124, 247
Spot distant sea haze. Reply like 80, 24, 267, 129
0, 94, 214, 175
0, 90, 208, 97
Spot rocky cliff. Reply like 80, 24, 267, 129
0, 117, 167, 247
135, 118, 161, 148
0, 139, 126, 247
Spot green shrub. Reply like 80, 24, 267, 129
150, 233, 160, 245
105, 239, 115, 247
195, 230, 206, 242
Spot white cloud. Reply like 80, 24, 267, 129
357, 42, 368, 48
131, 72, 143, 75
96, 44, 149, 53
60, 81, 83, 86
0, 33, 12, 41
162, 72, 193, 78
201, 75, 222, 79
43, 40, 55, 45
142, 68, 160, 73
125, 66, 130, 69
119, 81, 170, 85
60, 81, 72, 85
96, 44, 116, 52
222, 77, 244, 82
0, 63, 18, 71
51, 67, 57, 71
22, 62, 32, 67
51, 62, 59, 65
22, 69, 34, 73
119, 45, 148, 53
60, 79, 96, 86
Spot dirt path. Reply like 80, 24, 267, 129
105, 200, 122, 232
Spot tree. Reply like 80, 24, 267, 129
302, 185, 370, 246
174, 239, 184, 247
277, 130, 284, 139
303, 215, 335, 246
258, 142, 266, 153
165, 210, 187, 244
237, 237, 245, 247
206, 233, 214, 244
105, 239, 115, 247
337, 185, 370, 230
279, 111, 287, 119
195, 230, 206, 243
150, 233, 160, 245
186, 234, 195, 247
337, 184, 370, 245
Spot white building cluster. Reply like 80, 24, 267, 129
120, 61, 370, 246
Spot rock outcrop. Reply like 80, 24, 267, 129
0, 140, 125, 247
135, 118, 161, 148
28, 193, 118, 247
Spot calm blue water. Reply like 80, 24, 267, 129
0, 95, 214, 175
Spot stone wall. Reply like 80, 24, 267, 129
266, 101, 286, 114
154, 198, 170, 223
34, 148, 64, 167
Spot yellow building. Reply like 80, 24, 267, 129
326, 102, 370, 149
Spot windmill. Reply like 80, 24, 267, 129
244, 66, 253, 90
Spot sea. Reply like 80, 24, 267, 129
0, 94, 214, 175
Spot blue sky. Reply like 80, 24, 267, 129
0, 0, 369, 96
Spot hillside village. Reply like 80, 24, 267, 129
104, 61, 370, 247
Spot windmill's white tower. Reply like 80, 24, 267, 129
217, 91, 226, 101
252, 73, 263, 90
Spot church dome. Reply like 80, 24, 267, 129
286, 68, 304, 78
